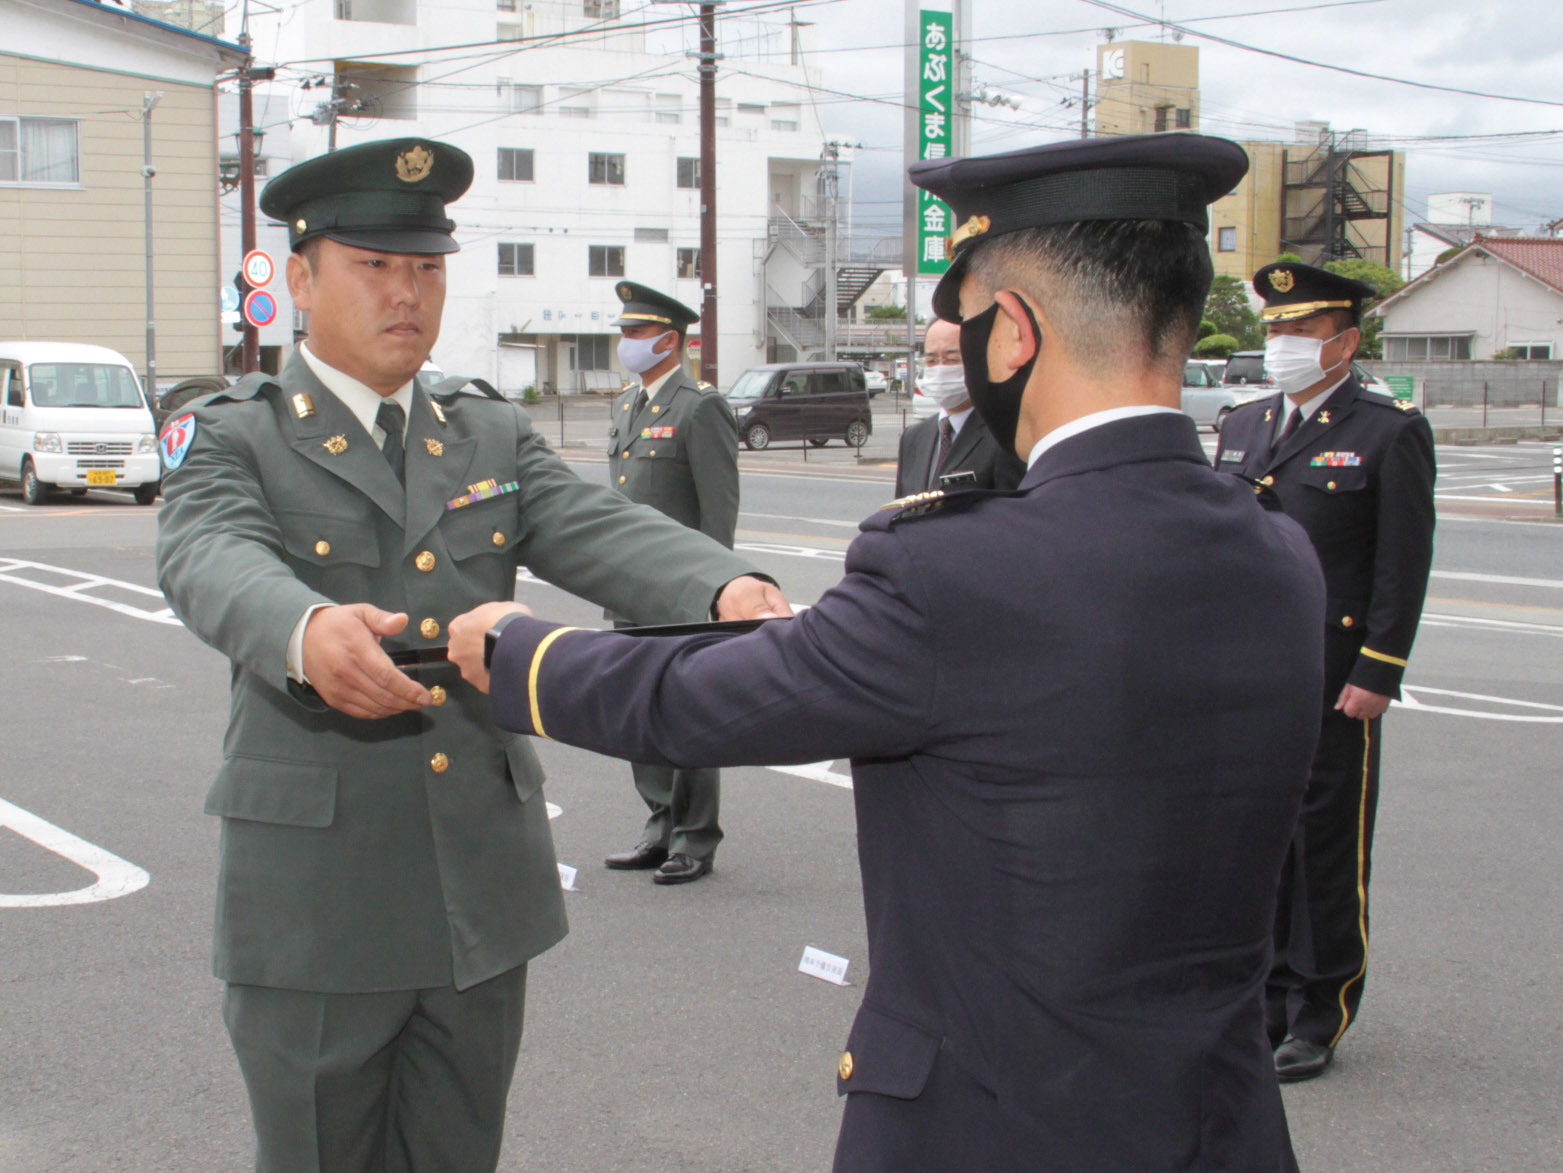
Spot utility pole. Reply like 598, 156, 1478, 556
237, 33, 260, 374
950, 0, 969, 158
141, 91, 162, 400
823, 142, 839, 360
1080, 69, 1091, 138
697, 2, 720, 386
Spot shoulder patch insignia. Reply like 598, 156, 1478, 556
880, 489, 945, 512
160, 413, 197, 471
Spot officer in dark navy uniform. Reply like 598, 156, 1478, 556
603, 281, 739, 884
1215, 261, 1436, 1082
451, 133, 1324, 1171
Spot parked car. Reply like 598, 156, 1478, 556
863, 368, 888, 395
1351, 362, 1391, 396
155, 374, 233, 431
724, 362, 872, 450
0, 341, 162, 505
1221, 350, 1271, 389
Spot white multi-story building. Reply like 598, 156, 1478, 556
227, 0, 833, 392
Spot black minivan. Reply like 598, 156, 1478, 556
724, 363, 872, 450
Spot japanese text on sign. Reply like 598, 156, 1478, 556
916, 9, 955, 276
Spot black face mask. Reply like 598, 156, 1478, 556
958, 295, 1041, 457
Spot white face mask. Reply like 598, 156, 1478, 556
1264, 330, 1347, 398
617, 331, 675, 375
918, 362, 970, 410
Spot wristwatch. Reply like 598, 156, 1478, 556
483, 611, 527, 669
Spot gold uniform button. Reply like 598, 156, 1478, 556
420, 618, 440, 639
430, 753, 449, 773
622, 450, 631, 459
1341, 615, 1355, 628
415, 551, 436, 572
428, 685, 447, 707
1327, 480, 1337, 491
648, 449, 656, 457
315, 540, 331, 557
619, 475, 627, 484
838, 1052, 853, 1080
1261, 475, 1275, 487
491, 531, 505, 548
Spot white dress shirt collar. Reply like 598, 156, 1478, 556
299, 342, 414, 441
1025, 405, 1180, 469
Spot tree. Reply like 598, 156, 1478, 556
1323, 259, 1404, 361
1194, 333, 1240, 358
1197, 319, 1217, 340
1202, 274, 1264, 351
865, 304, 906, 321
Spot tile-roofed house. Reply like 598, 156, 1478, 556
1370, 235, 1563, 361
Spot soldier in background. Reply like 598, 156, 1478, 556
1215, 261, 1436, 1082
603, 281, 740, 884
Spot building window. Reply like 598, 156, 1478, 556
737, 102, 765, 116
584, 0, 619, 16
566, 334, 613, 370
1175, 108, 1192, 129
497, 0, 516, 9
0, 117, 80, 184
498, 82, 542, 113
677, 157, 700, 189
498, 242, 534, 276
1508, 343, 1552, 359
589, 245, 625, 277
559, 88, 595, 119
770, 103, 801, 133
677, 248, 701, 279
498, 147, 534, 181
634, 227, 668, 243
588, 152, 625, 185
654, 94, 681, 125
1154, 105, 1171, 132
1383, 335, 1473, 361
1217, 227, 1236, 252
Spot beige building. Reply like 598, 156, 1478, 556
2, 0, 243, 387
1094, 42, 1402, 282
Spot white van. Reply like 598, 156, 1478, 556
0, 342, 161, 505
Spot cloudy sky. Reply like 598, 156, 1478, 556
672, 0, 1563, 240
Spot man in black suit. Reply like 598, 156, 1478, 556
1215, 262, 1436, 1082
895, 317, 1025, 496
451, 134, 1322, 1171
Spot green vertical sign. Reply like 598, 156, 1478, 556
1384, 374, 1415, 403
916, 9, 954, 277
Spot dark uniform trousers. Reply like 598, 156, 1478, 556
491, 414, 1323, 1171
1215, 377, 1435, 1050
608, 368, 739, 862
156, 353, 758, 1171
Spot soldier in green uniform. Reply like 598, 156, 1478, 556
602, 282, 739, 884
154, 138, 786, 1172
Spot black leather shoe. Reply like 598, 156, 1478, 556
604, 841, 668, 870
1274, 1037, 1334, 1082
652, 853, 711, 885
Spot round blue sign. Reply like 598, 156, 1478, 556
243, 290, 278, 328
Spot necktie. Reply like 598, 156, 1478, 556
632, 388, 648, 419
377, 399, 406, 486
931, 417, 955, 488
1273, 407, 1301, 455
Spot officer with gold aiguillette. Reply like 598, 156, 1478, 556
155, 137, 785, 1172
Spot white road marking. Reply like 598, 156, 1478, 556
0, 796, 151, 908
735, 541, 847, 562
1396, 687, 1563, 723
1431, 570, 1563, 590
1434, 494, 1551, 506
0, 559, 180, 625
1420, 612, 1563, 638
769, 761, 853, 789
740, 510, 862, 529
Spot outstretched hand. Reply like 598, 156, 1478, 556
716, 575, 794, 620
448, 601, 533, 694
301, 604, 430, 718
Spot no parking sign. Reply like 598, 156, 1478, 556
243, 289, 278, 328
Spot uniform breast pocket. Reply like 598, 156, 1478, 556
276, 509, 381, 569
633, 439, 682, 463
1297, 465, 1368, 495
442, 497, 518, 560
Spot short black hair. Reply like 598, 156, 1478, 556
968, 219, 1213, 370
297, 236, 323, 274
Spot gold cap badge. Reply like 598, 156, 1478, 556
396, 144, 434, 183
946, 214, 991, 258
1270, 268, 1296, 293
323, 435, 348, 455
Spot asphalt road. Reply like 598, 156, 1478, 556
1, 438, 1560, 1171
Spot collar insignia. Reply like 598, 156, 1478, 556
1264, 408, 1273, 422
323, 434, 348, 455
425, 438, 444, 457
430, 400, 448, 426
395, 145, 434, 183
292, 393, 316, 419
1318, 410, 1331, 424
